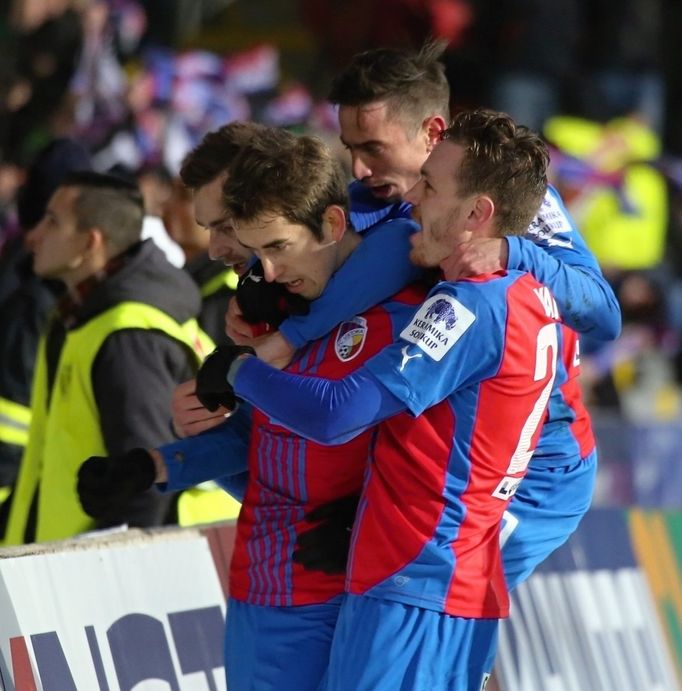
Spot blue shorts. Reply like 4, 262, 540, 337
501, 449, 598, 590
225, 595, 343, 691
324, 594, 497, 691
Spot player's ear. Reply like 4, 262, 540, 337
466, 196, 495, 232
322, 205, 347, 243
423, 115, 447, 153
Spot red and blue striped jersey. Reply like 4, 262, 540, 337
228, 285, 426, 606
358, 271, 565, 618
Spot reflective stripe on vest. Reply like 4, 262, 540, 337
200, 268, 239, 298
4, 302, 214, 545
0, 396, 31, 447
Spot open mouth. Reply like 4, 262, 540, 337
369, 184, 393, 199
231, 260, 249, 275
284, 279, 304, 292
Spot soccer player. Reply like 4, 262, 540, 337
199, 109, 569, 690
228, 42, 617, 596
79, 127, 425, 691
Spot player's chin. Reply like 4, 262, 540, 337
409, 246, 437, 269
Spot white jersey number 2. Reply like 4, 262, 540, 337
506, 323, 559, 475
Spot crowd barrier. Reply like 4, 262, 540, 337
0, 510, 679, 690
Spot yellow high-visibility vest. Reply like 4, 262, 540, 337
4, 301, 237, 544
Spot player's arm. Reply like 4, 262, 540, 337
229, 286, 503, 444
233, 362, 403, 444
504, 240, 620, 340
78, 400, 252, 519
155, 402, 252, 496
443, 186, 621, 340
278, 219, 423, 348
507, 185, 621, 339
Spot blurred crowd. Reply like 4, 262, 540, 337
1, 0, 682, 503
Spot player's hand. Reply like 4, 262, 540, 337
293, 494, 360, 575
250, 331, 295, 370
225, 295, 258, 344
236, 260, 310, 328
78, 449, 156, 518
440, 238, 509, 281
171, 378, 231, 438
195, 344, 255, 412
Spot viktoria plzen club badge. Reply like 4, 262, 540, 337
335, 316, 368, 362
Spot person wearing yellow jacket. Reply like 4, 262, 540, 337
3, 171, 213, 545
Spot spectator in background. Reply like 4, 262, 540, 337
2, 0, 83, 164
544, 111, 672, 418
2, 171, 210, 545
0, 138, 91, 537
107, 162, 185, 267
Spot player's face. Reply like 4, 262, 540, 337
339, 101, 430, 202
25, 186, 91, 284
234, 213, 339, 300
405, 141, 473, 268
193, 175, 252, 276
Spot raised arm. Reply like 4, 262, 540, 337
278, 219, 423, 347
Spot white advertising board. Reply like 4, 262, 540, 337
0, 532, 226, 691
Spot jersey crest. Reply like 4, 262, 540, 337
335, 316, 368, 362
400, 294, 475, 361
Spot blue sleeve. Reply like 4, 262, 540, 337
363, 283, 506, 414
512, 185, 621, 340
278, 219, 423, 347
233, 358, 405, 445
348, 180, 413, 231
233, 282, 507, 440
157, 403, 252, 493
214, 471, 248, 502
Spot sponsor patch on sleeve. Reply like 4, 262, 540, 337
526, 188, 574, 248
399, 294, 475, 361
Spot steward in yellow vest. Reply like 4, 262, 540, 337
2, 171, 222, 544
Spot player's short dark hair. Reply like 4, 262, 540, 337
60, 170, 145, 252
222, 127, 348, 241
328, 41, 451, 135
441, 109, 548, 237
179, 121, 268, 190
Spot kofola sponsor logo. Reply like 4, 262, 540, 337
6, 606, 225, 689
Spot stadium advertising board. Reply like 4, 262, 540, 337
496, 509, 680, 691
0, 533, 226, 690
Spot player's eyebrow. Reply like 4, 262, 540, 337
340, 135, 382, 149
238, 238, 286, 251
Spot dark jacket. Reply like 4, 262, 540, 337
184, 251, 235, 346
42, 239, 203, 531
0, 248, 56, 487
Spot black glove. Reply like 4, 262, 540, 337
293, 494, 360, 575
237, 260, 310, 328
78, 448, 156, 519
195, 344, 255, 412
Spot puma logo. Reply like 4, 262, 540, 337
247, 272, 262, 283
399, 345, 423, 372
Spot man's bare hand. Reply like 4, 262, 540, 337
171, 378, 230, 438
225, 296, 257, 344
440, 238, 509, 281
251, 331, 295, 370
